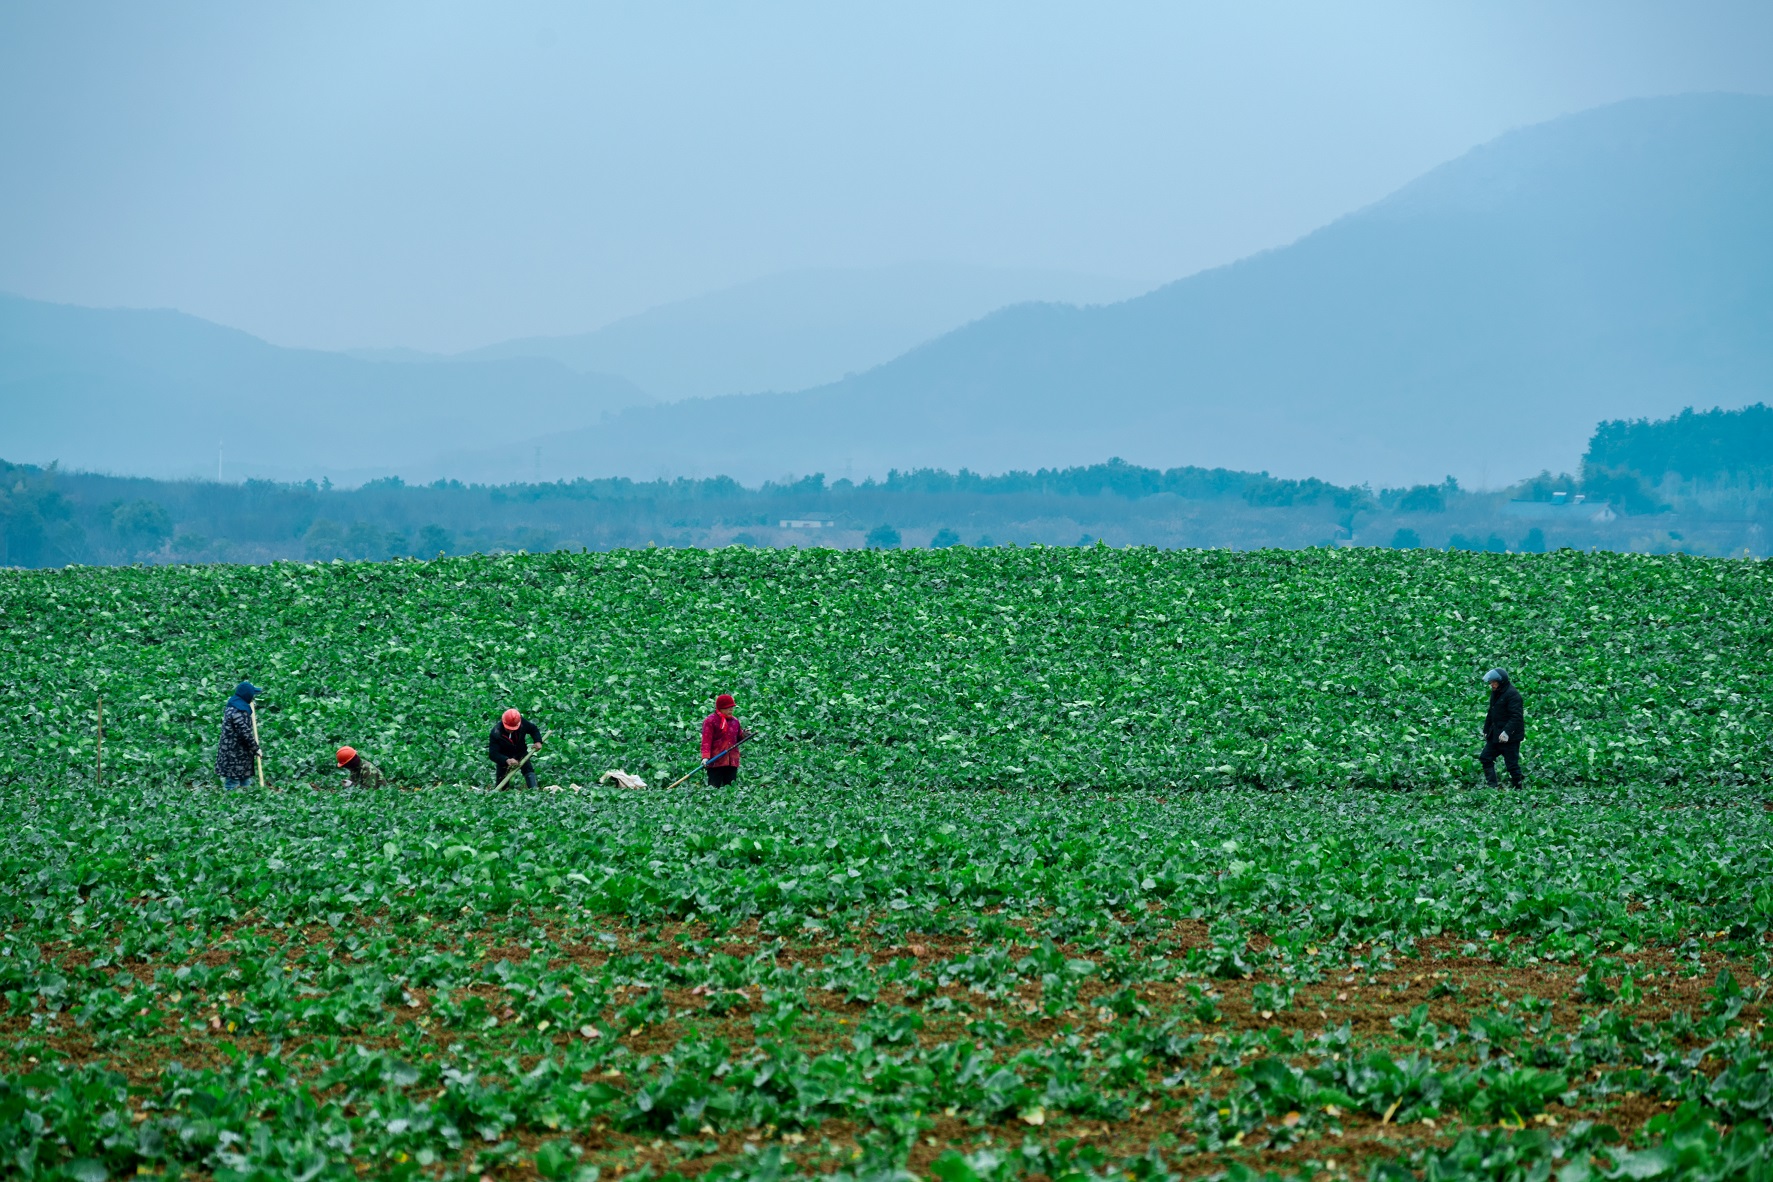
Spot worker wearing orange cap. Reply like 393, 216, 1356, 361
335, 746, 385, 789
489, 708, 543, 789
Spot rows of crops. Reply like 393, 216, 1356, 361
2, 548, 1771, 1181
3, 547, 1770, 793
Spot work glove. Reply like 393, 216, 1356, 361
1499, 731, 1509, 743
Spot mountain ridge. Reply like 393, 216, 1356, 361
492, 92, 1773, 488
8, 93, 1771, 488
449, 263, 1152, 400
0, 294, 650, 481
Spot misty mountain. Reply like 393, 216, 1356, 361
503, 93, 1773, 489
449, 264, 1152, 401
0, 296, 648, 481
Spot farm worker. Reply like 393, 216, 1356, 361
700, 693, 749, 787
489, 708, 543, 789
215, 681, 262, 790
1479, 668, 1525, 788
335, 746, 385, 789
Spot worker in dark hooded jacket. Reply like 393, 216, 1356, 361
215, 681, 262, 789
1479, 668, 1525, 788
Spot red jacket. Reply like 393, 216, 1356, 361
701, 712, 746, 767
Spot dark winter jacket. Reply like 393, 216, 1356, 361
488, 718, 543, 766
1484, 679, 1525, 745
215, 704, 259, 780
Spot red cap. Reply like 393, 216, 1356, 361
715, 693, 736, 710
336, 746, 356, 766
502, 708, 522, 730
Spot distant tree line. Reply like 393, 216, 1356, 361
2, 406, 1768, 566
0, 458, 1389, 567
1585, 403, 1772, 485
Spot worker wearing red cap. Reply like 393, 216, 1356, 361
489, 708, 543, 789
700, 693, 748, 787
335, 746, 385, 789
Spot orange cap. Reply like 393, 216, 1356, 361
502, 709, 522, 730
336, 746, 357, 766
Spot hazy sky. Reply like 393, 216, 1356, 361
2, 2, 1770, 352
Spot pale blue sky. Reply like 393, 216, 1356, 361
2, 1, 1769, 352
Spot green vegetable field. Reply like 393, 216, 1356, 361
2, 548, 1771, 1181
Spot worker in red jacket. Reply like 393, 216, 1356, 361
700, 693, 749, 787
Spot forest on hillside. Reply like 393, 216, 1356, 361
2, 405, 1767, 566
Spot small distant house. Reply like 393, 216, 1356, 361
779, 519, 835, 529
1504, 489, 1586, 519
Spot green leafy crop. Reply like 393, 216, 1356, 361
1, 547, 1770, 1181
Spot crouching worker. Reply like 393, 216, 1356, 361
489, 708, 543, 789
215, 681, 263, 789
701, 693, 748, 787
1479, 668, 1525, 788
335, 746, 385, 788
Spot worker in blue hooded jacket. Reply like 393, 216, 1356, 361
216, 681, 262, 789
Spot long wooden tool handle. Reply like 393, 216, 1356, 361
250, 702, 265, 789
494, 749, 533, 791
664, 734, 752, 791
